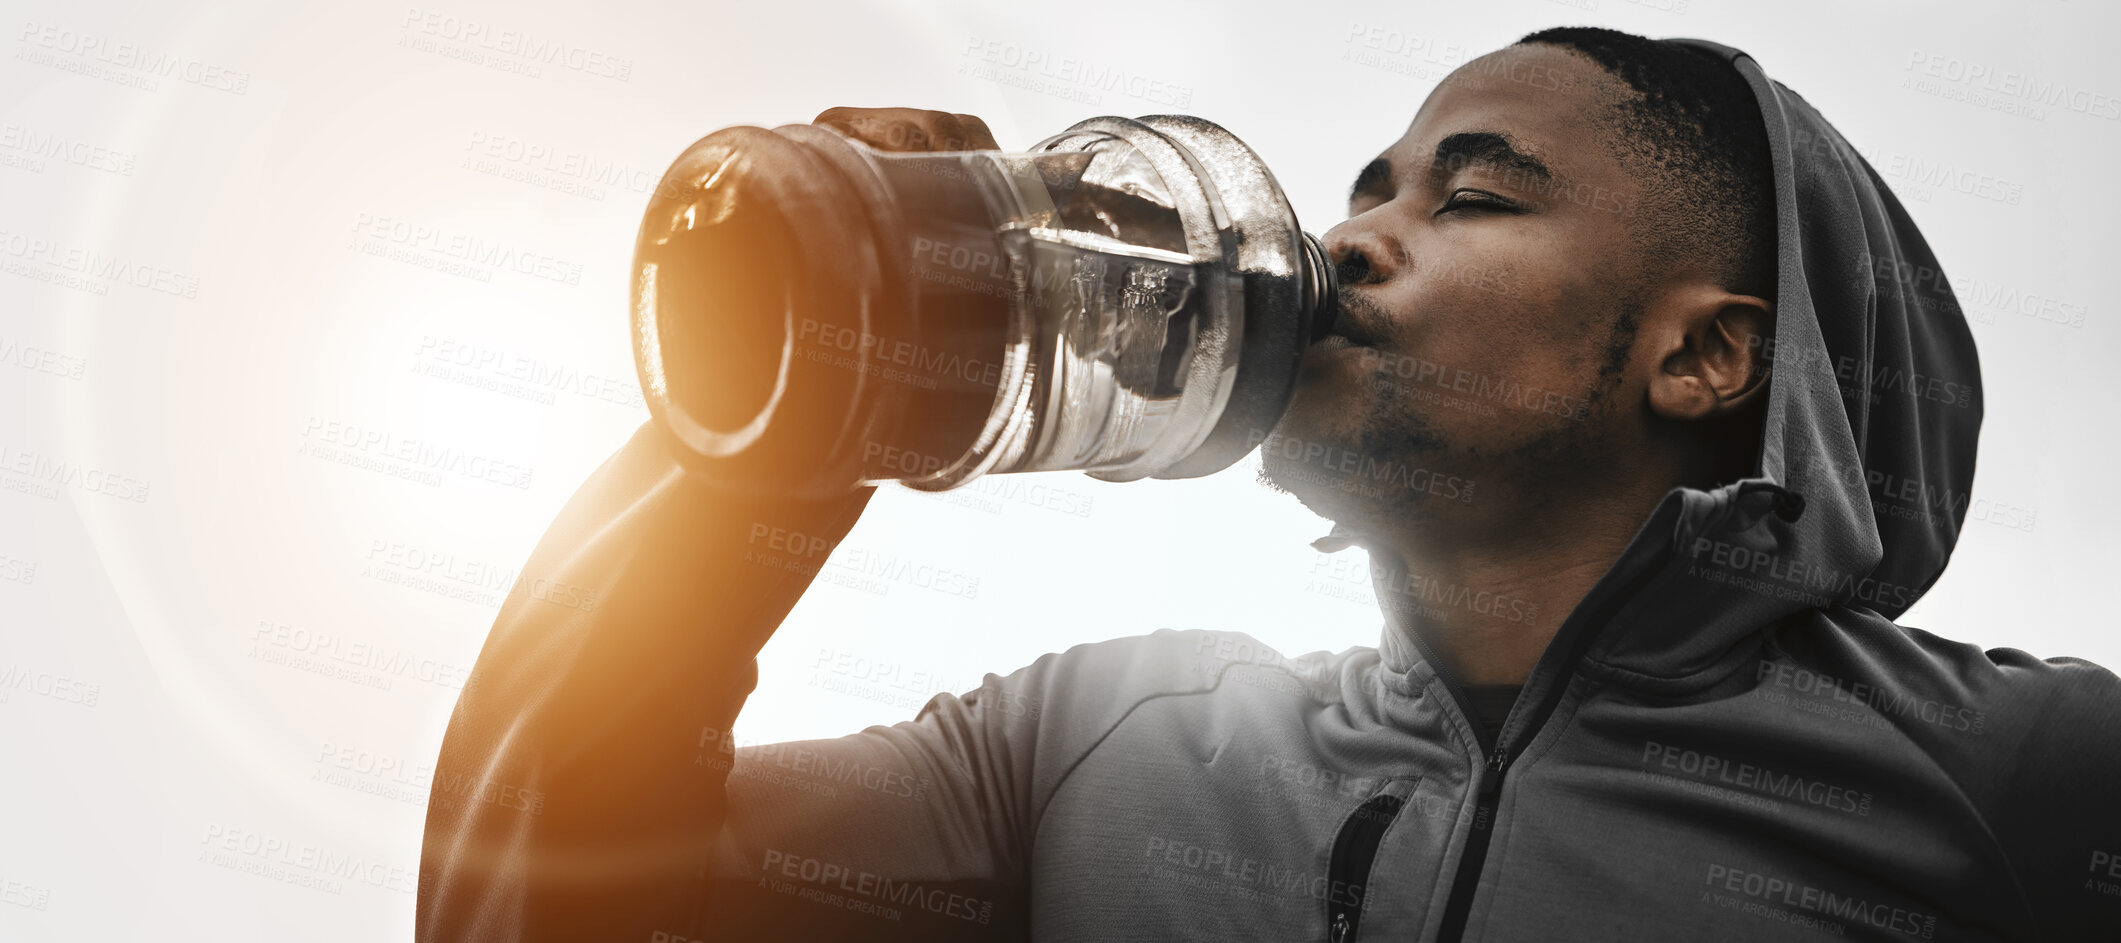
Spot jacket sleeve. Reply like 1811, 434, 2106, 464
412, 421, 1035, 942
696, 621, 1252, 941
1982, 649, 2121, 940
693, 681, 1047, 938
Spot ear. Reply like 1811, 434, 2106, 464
1646, 284, 1773, 422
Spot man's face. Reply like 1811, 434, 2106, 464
1264, 44, 1656, 525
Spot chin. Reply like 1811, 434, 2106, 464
1255, 406, 1371, 520
1277, 360, 1367, 444
1258, 369, 1463, 522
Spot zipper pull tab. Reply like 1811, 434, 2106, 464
1330, 910, 1351, 943
1478, 751, 1507, 800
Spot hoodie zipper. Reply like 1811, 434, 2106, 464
1413, 619, 1509, 943
1410, 514, 1681, 943
1430, 749, 1506, 942
1325, 792, 1406, 943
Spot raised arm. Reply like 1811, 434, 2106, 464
417, 108, 1011, 943
415, 419, 876, 941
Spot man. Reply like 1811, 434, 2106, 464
416, 28, 2121, 941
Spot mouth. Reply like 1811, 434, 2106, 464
1315, 291, 1380, 348
1300, 324, 1375, 380
1310, 333, 1362, 355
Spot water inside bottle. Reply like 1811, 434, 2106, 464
995, 226, 1204, 473
856, 139, 1215, 483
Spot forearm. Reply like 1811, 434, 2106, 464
415, 421, 871, 942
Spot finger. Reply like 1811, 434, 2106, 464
949, 114, 999, 150
812, 107, 930, 153
812, 108, 994, 153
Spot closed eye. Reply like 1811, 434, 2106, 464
1437, 188, 1516, 215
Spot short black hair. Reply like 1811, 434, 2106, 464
1517, 27, 1775, 298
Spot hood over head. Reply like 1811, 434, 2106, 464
1363, 37, 1986, 688
1675, 37, 1984, 618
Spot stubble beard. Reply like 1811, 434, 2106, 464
1257, 296, 1642, 533
1256, 368, 1451, 531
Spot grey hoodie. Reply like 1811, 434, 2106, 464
417, 40, 2121, 942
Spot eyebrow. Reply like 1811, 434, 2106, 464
1429, 131, 1555, 185
1349, 157, 1393, 204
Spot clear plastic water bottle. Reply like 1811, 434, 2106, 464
633, 115, 1337, 497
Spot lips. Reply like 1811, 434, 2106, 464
1319, 289, 1381, 348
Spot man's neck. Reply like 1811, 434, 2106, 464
1360, 483, 1671, 686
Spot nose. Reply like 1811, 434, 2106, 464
1322, 217, 1404, 287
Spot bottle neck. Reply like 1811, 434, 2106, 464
1300, 231, 1340, 343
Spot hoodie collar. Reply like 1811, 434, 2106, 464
1354, 479, 1815, 694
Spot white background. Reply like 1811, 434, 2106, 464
2, 0, 2115, 938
